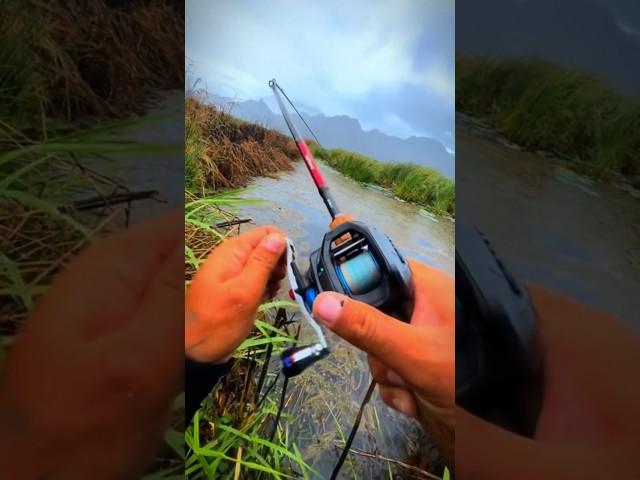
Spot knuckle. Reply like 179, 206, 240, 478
227, 285, 249, 306
351, 306, 378, 343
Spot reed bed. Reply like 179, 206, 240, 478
456, 55, 640, 179
312, 146, 456, 215
185, 95, 298, 193
2, 0, 183, 122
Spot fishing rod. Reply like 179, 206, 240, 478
268, 79, 415, 479
269, 79, 340, 219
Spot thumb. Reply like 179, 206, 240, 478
239, 233, 286, 297
313, 292, 417, 378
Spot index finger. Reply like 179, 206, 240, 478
212, 225, 286, 282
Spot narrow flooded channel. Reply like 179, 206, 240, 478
238, 162, 454, 478
457, 114, 640, 327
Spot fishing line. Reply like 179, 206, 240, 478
270, 81, 323, 148
330, 378, 377, 480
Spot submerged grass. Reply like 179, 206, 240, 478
312, 146, 456, 215
456, 55, 640, 179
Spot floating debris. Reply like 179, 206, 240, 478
496, 136, 523, 151
553, 167, 600, 197
418, 209, 440, 223
364, 183, 394, 197
612, 180, 640, 200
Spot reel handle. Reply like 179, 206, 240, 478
281, 344, 329, 378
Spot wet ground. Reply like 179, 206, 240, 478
238, 163, 454, 478
456, 113, 640, 327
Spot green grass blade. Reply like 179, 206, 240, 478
0, 153, 54, 189
164, 428, 185, 459
258, 300, 298, 312
1, 190, 89, 236
0, 253, 34, 309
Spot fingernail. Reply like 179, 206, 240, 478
314, 294, 343, 327
263, 234, 285, 253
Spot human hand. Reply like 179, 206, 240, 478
185, 226, 286, 364
0, 211, 183, 479
457, 284, 640, 479
312, 259, 455, 466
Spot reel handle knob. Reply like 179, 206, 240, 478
281, 344, 329, 378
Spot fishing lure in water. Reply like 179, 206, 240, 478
269, 79, 414, 377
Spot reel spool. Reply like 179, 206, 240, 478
336, 250, 382, 295
281, 222, 414, 377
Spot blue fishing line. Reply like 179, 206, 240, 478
338, 251, 381, 294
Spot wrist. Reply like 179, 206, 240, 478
185, 348, 232, 365
185, 309, 240, 364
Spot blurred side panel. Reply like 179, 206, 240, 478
0, 1, 184, 478
455, 0, 640, 478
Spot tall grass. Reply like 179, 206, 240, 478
456, 55, 640, 178
1, 0, 183, 122
186, 95, 298, 192
313, 147, 456, 215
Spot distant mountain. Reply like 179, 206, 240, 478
208, 94, 455, 178
456, 0, 640, 95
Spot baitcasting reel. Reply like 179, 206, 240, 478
281, 220, 415, 377
455, 223, 544, 436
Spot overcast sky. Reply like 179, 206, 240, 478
186, 0, 455, 152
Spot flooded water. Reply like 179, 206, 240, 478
457, 114, 640, 327
238, 162, 454, 478
240, 162, 454, 275
103, 90, 184, 224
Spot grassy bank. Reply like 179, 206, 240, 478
2, 0, 183, 122
312, 146, 455, 215
456, 55, 640, 179
186, 95, 299, 193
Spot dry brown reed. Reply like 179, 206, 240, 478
9, 0, 184, 121
186, 95, 298, 191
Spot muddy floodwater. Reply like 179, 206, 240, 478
457, 114, 640, 327
238, 162, 454, 478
